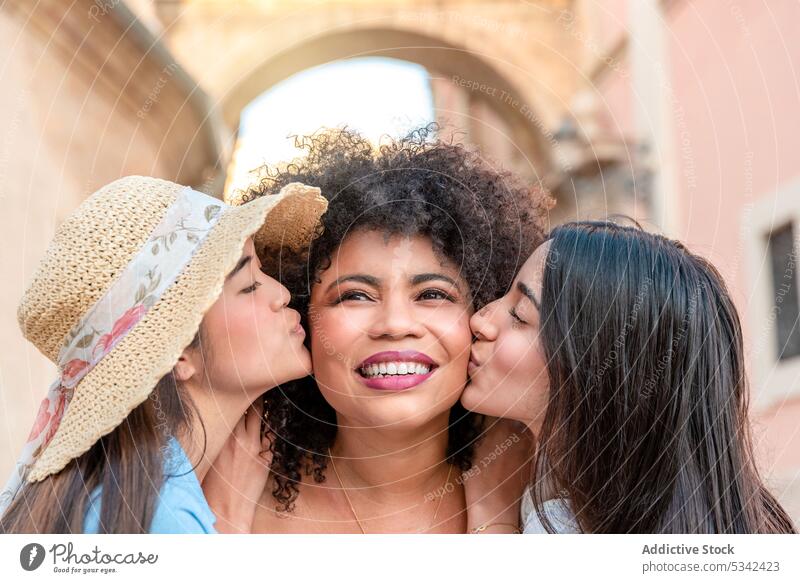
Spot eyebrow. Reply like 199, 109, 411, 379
326, 274, 381, 293
411, 273, 461, 291
227, 255, 252, 280
517, 281, 541, 310
325, 272, 462, 293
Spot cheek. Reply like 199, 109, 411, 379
508, 335, 549, 412
430, 309, 473, 362
210, 298, 280, 357
309, 308, 357, 393
495, 332, 543, 382
309, 308, 358, 362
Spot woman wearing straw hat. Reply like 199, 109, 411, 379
0, 175, 327, 534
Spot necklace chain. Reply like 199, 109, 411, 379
327, 448, 453, 534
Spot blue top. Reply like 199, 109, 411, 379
521, 488, 580, 534
83, 436, 217, 534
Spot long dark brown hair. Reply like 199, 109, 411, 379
532, 220, 795, 533
0, 333, 204, 534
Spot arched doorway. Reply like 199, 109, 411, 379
217, 28, 557, 187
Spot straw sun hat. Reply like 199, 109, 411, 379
8, 176, 327, 487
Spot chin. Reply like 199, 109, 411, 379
393, 391, 459, 423
330, 388, 457, 430
268, 354, 313, 387
460, 383, 493, 415
363, 403, 453, 432
288, 353, 313, 381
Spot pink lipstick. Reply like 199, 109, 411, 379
355, 350, 439, 391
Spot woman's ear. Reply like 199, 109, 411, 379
173, 350, 198, 383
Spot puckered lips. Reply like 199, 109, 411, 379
467, 352, 481, 377
289, 311, 305, 339
355, 350, 439, 391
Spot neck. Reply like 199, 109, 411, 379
525, 420, 540, 439
178, 385, 256, 482
329, 410, 454, 499
526, 429, 562, 501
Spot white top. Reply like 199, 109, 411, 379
520, 488, 580, 534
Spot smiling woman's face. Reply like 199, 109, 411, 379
461, 241, 550, 431
308, 230, 473, 430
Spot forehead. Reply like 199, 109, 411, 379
517, 240, 551, 287
324, 230, 461, 276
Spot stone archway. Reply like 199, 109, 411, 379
216, 28, 555, 179
159, 0, 584, 184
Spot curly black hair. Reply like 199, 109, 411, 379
243, 124, 552, 511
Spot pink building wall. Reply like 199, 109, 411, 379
593, 0, 800, 519
665, 0, 800, 484
667, 1, 800, 287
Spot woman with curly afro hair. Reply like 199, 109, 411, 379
202, 124, 551, 533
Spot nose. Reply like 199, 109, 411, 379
367, 295, 425, 340
268, 279, 291, 311
470, 300, 499, 342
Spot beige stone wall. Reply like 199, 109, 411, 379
0, 0, 222, 479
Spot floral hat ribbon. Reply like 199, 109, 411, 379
0, 186, 227, 516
